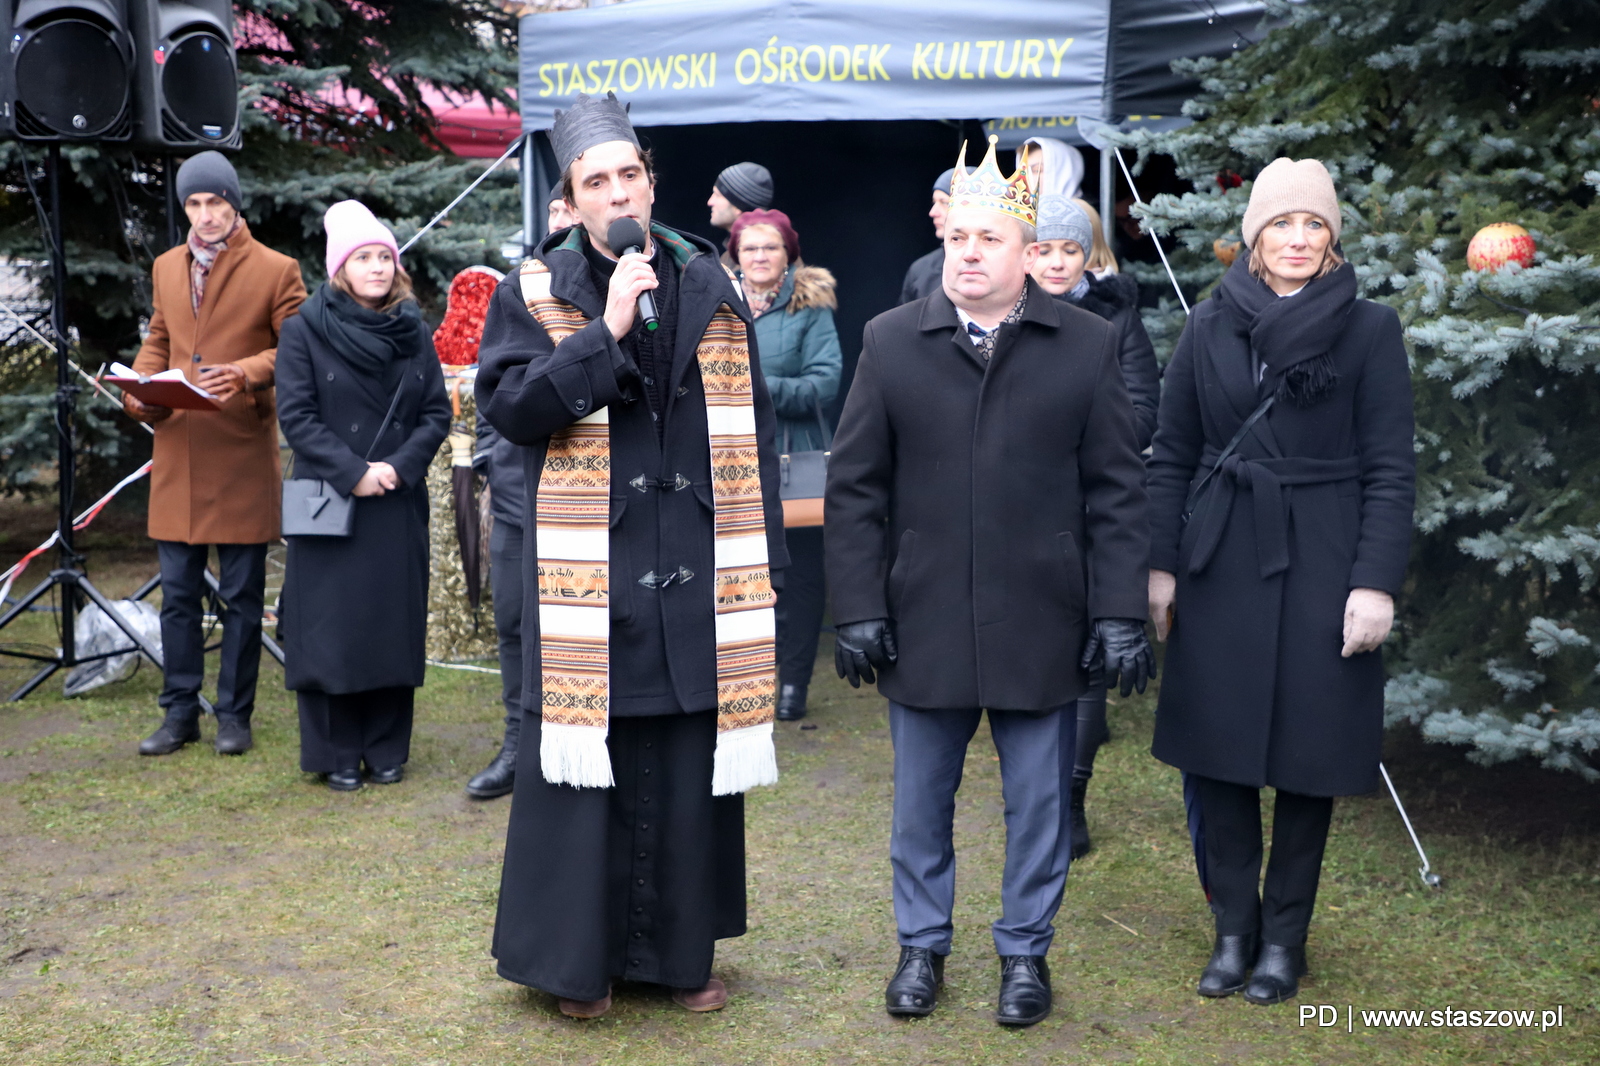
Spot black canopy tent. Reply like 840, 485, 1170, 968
513, 0, 1274, 402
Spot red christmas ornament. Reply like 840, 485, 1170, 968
1466, 223, 1536, 272
1215, 169, 1243, 191
433, 267, 504, 365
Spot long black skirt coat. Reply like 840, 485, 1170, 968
275, 314, 452, 694
1147, 297, 1415, 797
826, 282, 1149, 712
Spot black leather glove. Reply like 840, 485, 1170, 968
834, 618, 898, 689
1079, 618, 1157, 698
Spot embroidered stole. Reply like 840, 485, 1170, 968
519, 256, 778, 796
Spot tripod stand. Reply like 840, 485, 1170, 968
0, 145, 169, 701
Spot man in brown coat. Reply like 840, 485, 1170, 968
124, 151, 305, 757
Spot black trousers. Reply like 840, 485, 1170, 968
776, 525, 826, 690
296, 686, 415, 773
490, 521, 524, 741
155, 541, 267, 722
1192, 774, 1334, 945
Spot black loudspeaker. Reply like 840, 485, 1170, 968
0, 0, 136, 141
130, 0, 239, 150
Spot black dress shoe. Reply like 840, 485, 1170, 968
466, 746, 517, 799
996, 954, 1052, 1027
776, 683, 808, 721
326, 768, 363, 791
368, 765, 404, 785
1243, 942, 1307, 1005
139, 717, 200, 756
885, 946, 944, 1017
213, 717, 253, 755
1198, 933, 1258, 997
1069, 778, 1092, 859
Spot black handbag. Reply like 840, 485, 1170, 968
778, 395, 832, 528
282, 363, 411, 538
1180, 395, 1274, 527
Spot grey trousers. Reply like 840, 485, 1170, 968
889, 700, 1077, 957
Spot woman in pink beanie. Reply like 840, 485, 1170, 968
274, 199, 451, 791
1145, 158, 1416, 1006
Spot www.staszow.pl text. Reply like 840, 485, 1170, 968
1300, 1005, 1566, 1031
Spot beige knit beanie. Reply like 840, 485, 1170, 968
1241, 158, 1342, 249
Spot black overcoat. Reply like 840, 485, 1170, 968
475, 224, 789, 717
1062, 272, 1162, 450
275, 310, 452, 694
1147, 296, 1415, 796
825, 282, 1149, 712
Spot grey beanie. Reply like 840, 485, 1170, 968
1035, 195, 1094, 251
547, 179, 566, 205
551, 92, 640, 177
933, 167, 956, 195
175, 151, 241, 212
715, 162, 774, 212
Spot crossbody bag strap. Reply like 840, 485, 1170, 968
362, 358, 414, 463
1182, 395, 1275, 521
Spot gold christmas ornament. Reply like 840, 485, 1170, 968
1466, 222, 1536, 271
1213, 237, 1243, 266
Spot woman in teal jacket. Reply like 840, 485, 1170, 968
732, 209, 842, 721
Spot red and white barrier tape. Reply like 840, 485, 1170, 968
0, 460, 153, 605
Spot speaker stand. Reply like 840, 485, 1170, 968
0, 145, 170, 701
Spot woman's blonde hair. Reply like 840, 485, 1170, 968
1072, 198, 1118, 274
332, 258, 415, 312
1247, 220, 1345, 282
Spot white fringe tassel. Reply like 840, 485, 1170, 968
711, 721, 779, 796
540, 721, 615, 789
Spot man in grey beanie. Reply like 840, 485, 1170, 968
899, 167, 955, 305
125, 149, 305, 759
708, 161, 774, 265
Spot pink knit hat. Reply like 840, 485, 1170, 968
1241, 158, 1342, 249
324, 199, 400, 279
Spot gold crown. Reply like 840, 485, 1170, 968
950, 135, 1037, 228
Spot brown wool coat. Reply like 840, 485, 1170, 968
131, 222, 306, 544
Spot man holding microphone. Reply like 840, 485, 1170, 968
124, 151, 306, 757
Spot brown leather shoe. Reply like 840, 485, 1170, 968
557, 989, 612, 1019
671, 977, 727, 1012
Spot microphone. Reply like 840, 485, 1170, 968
606, 217, 659, 333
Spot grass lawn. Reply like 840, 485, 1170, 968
0, 547, 1596, 1064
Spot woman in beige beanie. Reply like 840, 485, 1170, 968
1143, 158, 1416, 1005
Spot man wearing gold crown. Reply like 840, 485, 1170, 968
825, 137, 1154, 1027
475, 92, 788, 1019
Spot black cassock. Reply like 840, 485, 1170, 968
475, 223, 787, 1000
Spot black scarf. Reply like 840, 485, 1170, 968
1216, 251, 1356, 407
299, 283, 424, 381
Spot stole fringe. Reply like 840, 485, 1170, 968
711, 721, 779, 796
540, 722, 615, 789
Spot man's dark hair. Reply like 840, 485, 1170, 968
560, 145, 656, 206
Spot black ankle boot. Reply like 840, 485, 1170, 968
466, 746, 517, 798
214, 715, 252, 755
996, 954, 1052, 1026
139, 708, 201, 756
1069, 778, 1092, 859
776, 683, 808, 721
884, 946, 944, 1017
1198, 932, 1258, 997
1243, 942, 1307, 1005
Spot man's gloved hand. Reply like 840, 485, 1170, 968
1079, 618, 1157, 698
834, 618, 898, 689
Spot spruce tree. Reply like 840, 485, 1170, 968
0, 1, 519, 499
1125, 0, 1600, 777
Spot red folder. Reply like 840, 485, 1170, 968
104, 363, 223, 411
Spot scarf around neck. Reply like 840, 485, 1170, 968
1216, 251, 1357, 406
299, 283, 423, 379
187, 214, 245, 316
518, 242, 779, 797
743, 268, 788, 319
